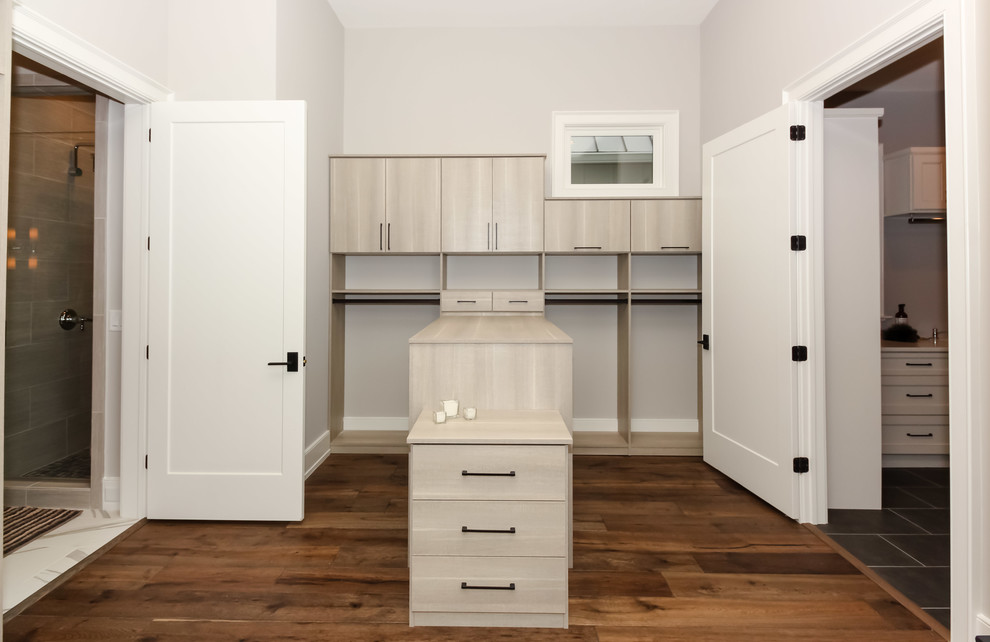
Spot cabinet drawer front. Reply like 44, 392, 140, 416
440, 290, 493, 312
410, 445, 567, 500
492, 290, 544, 312
630, 199, 701, 252
411, 500, 566, 557
881, 382, 949, 415
880, 353, 948, 376
410, 556, 566, 614
881, 422, 949, 455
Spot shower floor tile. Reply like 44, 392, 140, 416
22, 449, 90, 480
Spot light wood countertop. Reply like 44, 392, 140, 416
409, 315, 572, 344
407, 409, 573, 445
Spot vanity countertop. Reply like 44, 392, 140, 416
407, 409, 573, 445
409, 315, 572, 344
881, 338, 948, 352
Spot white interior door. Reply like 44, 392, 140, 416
147, 101, 306, 521
701, 103, 801, 519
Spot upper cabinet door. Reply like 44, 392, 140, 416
330, 158, 386, 253
386, 158, 440, 253
493, 157, 544, 252
442, 157, 493, 252
883, 147, 946, 216
630, 199, 701, 252
544, 200, 630, 252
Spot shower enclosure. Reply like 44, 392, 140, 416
4, 62, 96, 486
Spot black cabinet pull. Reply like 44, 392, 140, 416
387, 223, 391, 251
379, 223, 383, 251
907, 432, 934, 438
661, 246, 690, 250
462, 470, 516, 477
508, 300, 528, 304
461, 526, 516, 534
461, 582, 515, 591
906, 362, 933, 367
456, 300, 477, 304
573, 246, 602, 250
906, 393, 934, 398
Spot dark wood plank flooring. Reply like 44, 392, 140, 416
5, 455, 942, 641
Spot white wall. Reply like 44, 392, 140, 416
700, 0, 919, 142
276, 0, 346, 447
18, 0, 169, 87
167, 0, 277, 100
343, 26, 702, 196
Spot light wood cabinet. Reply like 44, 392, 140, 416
330, 157, 440, 253
407, 409, 571, 628
631, 199, 701, 252
544, 200, 630, 252
442, 156, 544, 252
883, 147, 946, 216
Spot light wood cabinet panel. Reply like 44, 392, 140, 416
544, 200, 630, 252
880, 347, 949, 455
493, 157, 544, 251
386, 158, 440, 252
631, 199, 701, 252
442, 158, 493, 252
330, 157, 385, 253
440, 290, 493, 312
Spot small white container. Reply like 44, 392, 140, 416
463, 407, 477, 420
434, 410, 447, 424
441, 399, 459, 417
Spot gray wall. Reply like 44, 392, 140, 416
5, 94, 95, 477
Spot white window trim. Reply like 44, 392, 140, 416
551, 110, 679, 198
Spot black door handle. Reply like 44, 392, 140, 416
268, 352, 299, 372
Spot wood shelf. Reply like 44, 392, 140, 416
572, 431, 629, 455
628, 432, 702, 455
330, 430, 409, 454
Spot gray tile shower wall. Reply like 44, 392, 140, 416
5, 94, 95, 478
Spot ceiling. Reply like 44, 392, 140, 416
326, 0, 720, 29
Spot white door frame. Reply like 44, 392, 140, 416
783, 0, 987, 636
11, 4, 171, 519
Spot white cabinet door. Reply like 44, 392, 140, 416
148, 101, 306, 521
493, 156, 544, 251
442, 157, 493, 252
630, 200, 701, 252
330, 157, 385, 253
386, 157, 440, 253
701, 103, 799, 519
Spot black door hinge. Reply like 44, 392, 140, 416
790, 235, 807, 251
789, 125, 806, 141
792, 346, 808, 362
697, 334, 710, 351
793, 457, 810, 473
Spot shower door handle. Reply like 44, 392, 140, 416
267, 352, 299, 372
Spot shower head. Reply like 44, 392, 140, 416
69, 143, 94, 177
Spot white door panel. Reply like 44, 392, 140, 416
148, 101, 306, 521
702, 103, 799, 519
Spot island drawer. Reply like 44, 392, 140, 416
409, 444, 567, 501
410, 500, 567, 557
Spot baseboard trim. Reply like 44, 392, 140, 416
305, 430, 332, 479
102, 477, 120, 512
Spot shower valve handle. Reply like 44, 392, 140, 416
59, 309, 92, 332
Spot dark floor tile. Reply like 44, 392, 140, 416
892, 508, 950, 534
827, 534, 921, 567
882, 487, 931, 509
923, 607, 951, 629
902, 485, 950, 508
882, 467, 937, 488
883, 534, 950, 567
819, 509, 927, 535
906, 467, 950, 487
873, 566, 950, 608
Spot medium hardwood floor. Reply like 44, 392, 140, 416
5, 455, 942, 641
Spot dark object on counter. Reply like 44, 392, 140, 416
894, 303, 908, 324
884, 322, 920, 342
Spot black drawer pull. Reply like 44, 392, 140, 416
508, 300, 529, 304
906, 393, 934, 398
461, 582, 516, 591
461, 526, 516, 534
456, 300, 477, 304
462, 470, 516, 477
905, 362, 933, 367
907, 432, 934, 438
573, 246, 602, 250
661, 246, 690, 250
